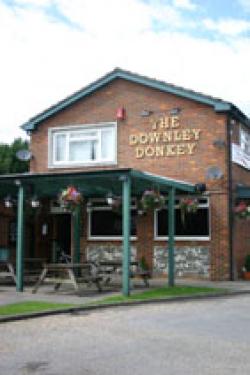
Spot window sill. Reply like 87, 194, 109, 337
48, 161, 117, 169
88, 237, 138, 241
154, 237, 210, 241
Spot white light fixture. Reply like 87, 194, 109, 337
4, 196, 13, 208
106, 193, 114, 206
30, 196, 40, 208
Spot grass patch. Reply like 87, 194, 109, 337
0, 301, 76, 316
93, 286, 225, 305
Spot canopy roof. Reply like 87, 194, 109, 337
0, 168, 197, 199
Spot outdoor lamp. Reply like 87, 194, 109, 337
106, 192, 114, 206
4, 195, 13, 208
30, 196, 40, 208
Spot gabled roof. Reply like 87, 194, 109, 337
21, 67, 250, 131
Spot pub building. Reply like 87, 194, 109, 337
0, 68, 250, 293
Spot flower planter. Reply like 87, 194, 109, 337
243, 271, 250, 281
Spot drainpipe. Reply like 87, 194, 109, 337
227, 115, 234, 280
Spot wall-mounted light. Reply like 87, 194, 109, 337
106, 192, 114, 206
170, 108, 181, 115
4, 195, 14, 208
140, 110, 153, 117
30, 196, 40, 208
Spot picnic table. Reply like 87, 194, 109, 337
97, 260, 150, 287
32, 262, 103, 294
0, 261, 16, 284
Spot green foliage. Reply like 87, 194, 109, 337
0, 301, 75, 316
95, 286, 224, 305
139, 256, 149, 271
244, 254, 250, 272
0, 138, 29, 174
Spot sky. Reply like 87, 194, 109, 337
0, 0, 250, 143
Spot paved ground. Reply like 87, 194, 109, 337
1, 294, 250, 375
1, 278, 250, 306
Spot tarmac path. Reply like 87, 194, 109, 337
1, 294, 250, 375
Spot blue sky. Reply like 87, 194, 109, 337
0, 0, 250, 142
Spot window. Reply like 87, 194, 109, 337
88, 203, 137, 240
155, 197, 210, 240
240, 127, 250, 156
49, 123, 117, 167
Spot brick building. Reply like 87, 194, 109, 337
1, 68, 250, 283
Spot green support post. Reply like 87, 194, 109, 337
73, 205, 81, 264
168, 187, 175, 287
16, 184, 25, 292
122, 175, 131, 296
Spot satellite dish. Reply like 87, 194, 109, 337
206, 166, 223, 180
16, 149, 32, 161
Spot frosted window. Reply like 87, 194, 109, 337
55, 134, 66, 161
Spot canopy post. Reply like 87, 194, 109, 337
16, 184, 25, 292
168, 187, 175, 287
122, 175, 131, 296
73, 205, 81, 264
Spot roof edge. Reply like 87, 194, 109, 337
21, 68, 250, 131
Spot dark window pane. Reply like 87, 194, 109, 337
90, 210, 137, 237
157, 208, 209, 237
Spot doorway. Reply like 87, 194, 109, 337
53, 214, 72, 257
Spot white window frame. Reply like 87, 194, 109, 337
154, 196, 211, 241
48, 122, 117, 168
88, 201, 137, 241
240, 126, 250, 156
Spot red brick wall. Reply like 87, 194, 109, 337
230, 121, 250, 277
29, 78, 231, 279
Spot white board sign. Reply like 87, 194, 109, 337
232, 143, 250, 170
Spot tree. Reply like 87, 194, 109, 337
0, 138, 29, 174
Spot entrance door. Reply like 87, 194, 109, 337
54, 214, 71, 257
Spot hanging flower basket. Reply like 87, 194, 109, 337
179, 197, 199, 225
140, 190, 165, 211
234, 201, 250, 219
58, 186, 83, 211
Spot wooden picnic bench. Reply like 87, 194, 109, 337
32, 263, 103, 294
0, 261, 16, 284
97, 260, 150, 287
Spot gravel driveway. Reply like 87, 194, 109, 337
1, 295, 250, 375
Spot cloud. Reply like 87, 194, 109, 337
238, 0, 250, 12
172, 0, 196, 11
0, 0, 249, 144
203, 18, 250, 36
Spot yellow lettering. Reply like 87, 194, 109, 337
171, 116, 180, 128
148, 132, 161, 144
182, 129, 192, 141
192, 129, 201, 141
139, 133, 148, 144
155, 146, 164, 157
173, 130, 182, 142
145, 146, 155, 157
186, 143, 196, 155
136, 147, 145, 158
129, 134, 138, 145
162, 131, 172, 142
165, 144, 176, 156
176, 144, 185, 155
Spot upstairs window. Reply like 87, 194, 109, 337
49, 123, 117, 167
240, 127, 250, 156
